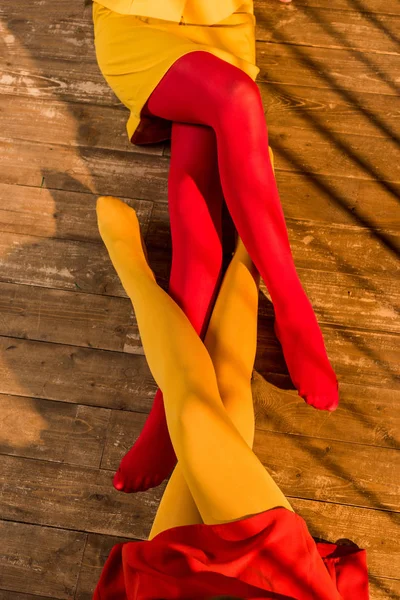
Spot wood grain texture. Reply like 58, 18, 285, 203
255, 319, 399, 389
252, 373, 399, 449
266, 0, 400, 15
0, 394, 110, 467
255, 430, 399, 511
75, 533, 133, 600
0, 454, 163, 539
368, 577, 400, 600
0, 519, 86, 599
291, 498, 400, 579
7, 0, 395, 20
0, 591, 60, 600
0, 97, 162, 157
0, 182, 154, 243
257, 44, 400, 96
254, 3, 400, 54
0, 336, 156, 411
0, 282, 139, 352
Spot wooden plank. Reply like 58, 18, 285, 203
0, 282, 139, 352
368, 577, 400, 600
255, 430, 399, 511
268, 126, 399, 185
0, 455, 163, 539
254, 3, 400, 54
0, 59, 118, 106
0, 139, 169, 200
0, 231, 127, 296
252, 373, 399, 449
0, 183, 153, 243
0, 337, 156, 411
292, 498, 399, 579
260, 82, 400, 140
269, 269, 400, 334
2, 17, 96, 63
257, 44, 400, 97
0, 591, 59, 600
0, 96, 141, 155
0, 394, 110, 467
265, 0, 400, 15
3, 1, 399, 55
0, 97, 161, 156
101, 406, 399, 511
255, 319, 399, 389
0, 0, 90, 22
75, 533, 133, 600
0, 520, 86, 599
273, 171, 400, 230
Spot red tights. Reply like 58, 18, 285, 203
113, 51, 338, 493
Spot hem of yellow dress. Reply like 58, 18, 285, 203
126, 48, 260, 144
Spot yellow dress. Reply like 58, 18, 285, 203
92, 0, 259, 144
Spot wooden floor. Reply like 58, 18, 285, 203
0, 0, 399, 598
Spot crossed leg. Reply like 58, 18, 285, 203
97, 195, 293, 530
113, 123, 225, 493
149, 236, 263, 538
146, 51, 339, 412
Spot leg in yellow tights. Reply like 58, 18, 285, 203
149, 238, 260, 538
97, 195, 292, 528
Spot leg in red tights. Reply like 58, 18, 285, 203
113, 121, 224, 492
145, 51, 339, 411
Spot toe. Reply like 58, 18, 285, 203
112, 470, 125, 491
304, 393, 339, 412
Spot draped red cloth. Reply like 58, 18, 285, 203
93, 507, 369, 599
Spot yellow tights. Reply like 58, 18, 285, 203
96, 194, 293, 539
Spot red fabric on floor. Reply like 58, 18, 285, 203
93, 507, 369, 599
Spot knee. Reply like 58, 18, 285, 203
217, 73, 263, 123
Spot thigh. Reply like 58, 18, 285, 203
146, 50, 259, 128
